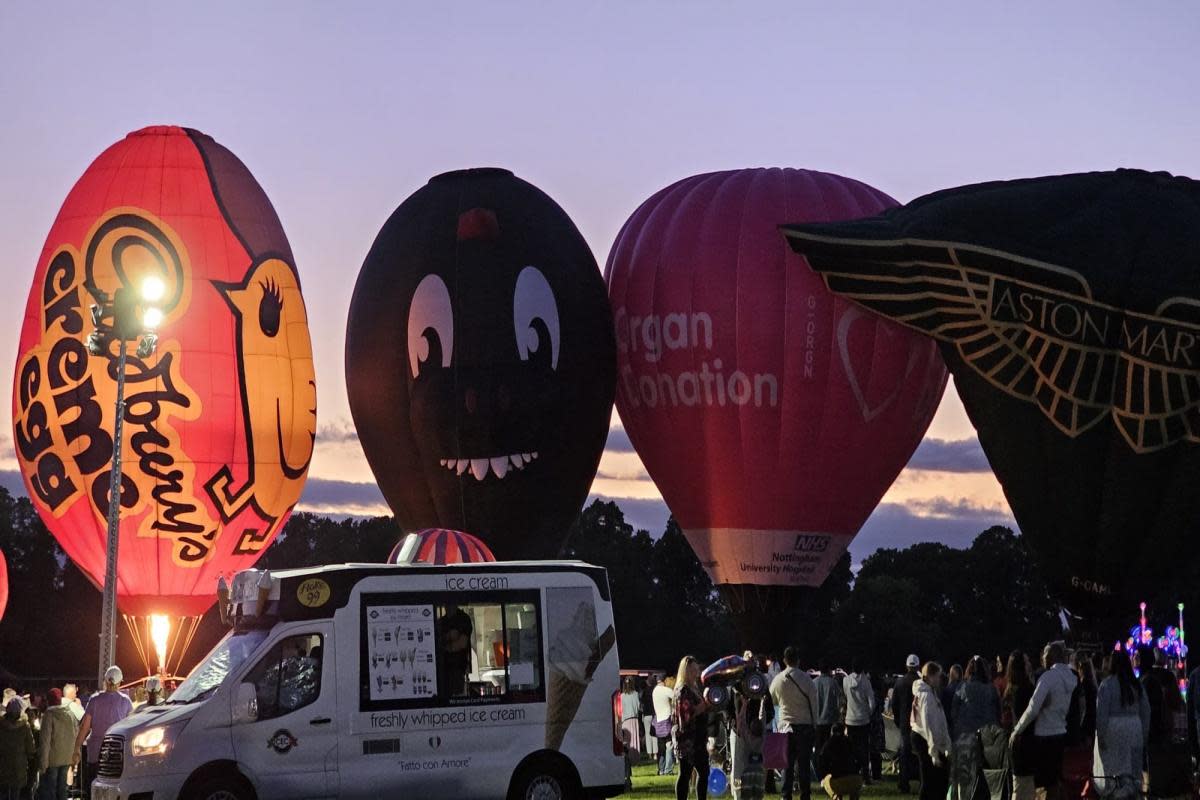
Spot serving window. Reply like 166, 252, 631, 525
360, 590, 544, 711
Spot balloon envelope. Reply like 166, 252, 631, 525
781, 169, 1200, 622
387, 528, 497, 565
346, 169, 615, 560
0, 550, 7, 623
12, 126, 316, 617
606, 169, 946, 645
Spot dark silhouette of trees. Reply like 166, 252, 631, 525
0, 488, 1082, 683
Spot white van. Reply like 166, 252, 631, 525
91, 561, 624, 800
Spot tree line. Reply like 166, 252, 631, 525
0, 487, 1185, 681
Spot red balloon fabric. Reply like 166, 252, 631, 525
605, 169, 947, 592
0, 550, 8, 623
12, 126, 316, 617
388, 529, 497, 565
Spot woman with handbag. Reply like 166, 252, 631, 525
655, 676, 677, 775
674, 656, 714, 800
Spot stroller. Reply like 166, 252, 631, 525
970, 725, 1011, 800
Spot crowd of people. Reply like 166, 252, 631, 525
0, 666, 163, 800
624, 639, 1198, 800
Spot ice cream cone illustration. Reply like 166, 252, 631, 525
544, 599, 616, 750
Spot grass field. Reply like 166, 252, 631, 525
623, 763, 910, 799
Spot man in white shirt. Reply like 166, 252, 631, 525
1012, 641, 1078, 800
842, 659, 876, 784
769, 646, 818, 800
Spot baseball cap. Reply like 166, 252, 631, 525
105, 666, 124, 685
906, 654, 920, 668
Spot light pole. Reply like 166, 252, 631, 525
86, 278, 164, 686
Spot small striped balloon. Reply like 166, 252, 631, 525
388, 528, 497, 565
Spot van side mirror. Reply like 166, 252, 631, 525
232, 682, 258, 724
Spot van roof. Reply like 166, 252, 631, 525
263, 559, 604, 581
233, 560, 612, 624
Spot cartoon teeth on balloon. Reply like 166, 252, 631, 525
345, 169, 616, 560
207, 257, 317, 553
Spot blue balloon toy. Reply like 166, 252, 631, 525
708, 766, 729, 796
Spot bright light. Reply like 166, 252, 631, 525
150, 614, 170, 673
142, 307, 164, 330
142, 276, 166, 303
131, 725, 169, 757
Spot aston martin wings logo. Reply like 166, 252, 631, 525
782, 231, 1200, 454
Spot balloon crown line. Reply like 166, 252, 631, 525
1116, 601, 1188, 660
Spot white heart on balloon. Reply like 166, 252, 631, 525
837, 306, 920, 422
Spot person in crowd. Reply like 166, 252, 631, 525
993, 656, 1007, 697
818, 724, 863, 800
769, 646, 817, 800
1011, 641, 1078, 800
654, 674, 677, 775
1060, 652, 1099, 800
37, 688, 75, 800
620, 675, 642, 787
813, 660, 843, 762
765, 656, 782, 684
72, 666, 132, 799
949, 657, 999, 800
57, 689, 81, 726
1002, 650, 1036, 800
731, 694, 766, 800
891, 654, 920, 794
842, 659, 874, 785
673, 655, 713, 800
910, 662, 951, 800
143, 677, 165, 709
952, 656, 1000, 739
866, 673, 885, 782
1137, 645, 1190, 798
0, 698, 35, 800
1092, 649, 1149, 799
942, 664, 963, 727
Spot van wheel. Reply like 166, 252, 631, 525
509, 758, 578, 800
184, 776, 255, 800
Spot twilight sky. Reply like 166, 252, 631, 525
2, 2, 1197, 561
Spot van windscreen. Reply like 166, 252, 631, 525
168, 628, 270, 704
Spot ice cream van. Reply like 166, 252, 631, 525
91, 561, 624, 800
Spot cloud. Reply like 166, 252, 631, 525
0, 470, 26, 498
905, 437, 991, 473
298, 477, 386, 511
604, 426, 636, 454
594, 465, 650, 482
852, 498, 1016, 558
315, 418, 360, 446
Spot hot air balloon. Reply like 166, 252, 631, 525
0, 550, 8, 624
12, 126, 316, 676
606, 169, 947, 650
387, 528, 497, 565
781, 169, 1200, 631
346, 168, 615, 560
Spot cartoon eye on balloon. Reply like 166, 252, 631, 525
407, 274, 454, 378
514, 266, 560, 370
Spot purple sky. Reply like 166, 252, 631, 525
2, 2, 1197, 561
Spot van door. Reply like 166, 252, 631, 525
231, 625, 337, 798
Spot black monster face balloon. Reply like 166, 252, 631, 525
781, 169, 1200, 626
346, 169, 616, 559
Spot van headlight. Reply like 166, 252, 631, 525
131, 723, 182, 758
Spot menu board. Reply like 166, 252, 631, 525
366, 604, 437, 701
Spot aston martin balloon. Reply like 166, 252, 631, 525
781, 169, 1200, 625
12, 126, 316, 673
606, 168, 947, 649
346, 169, 615, 559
